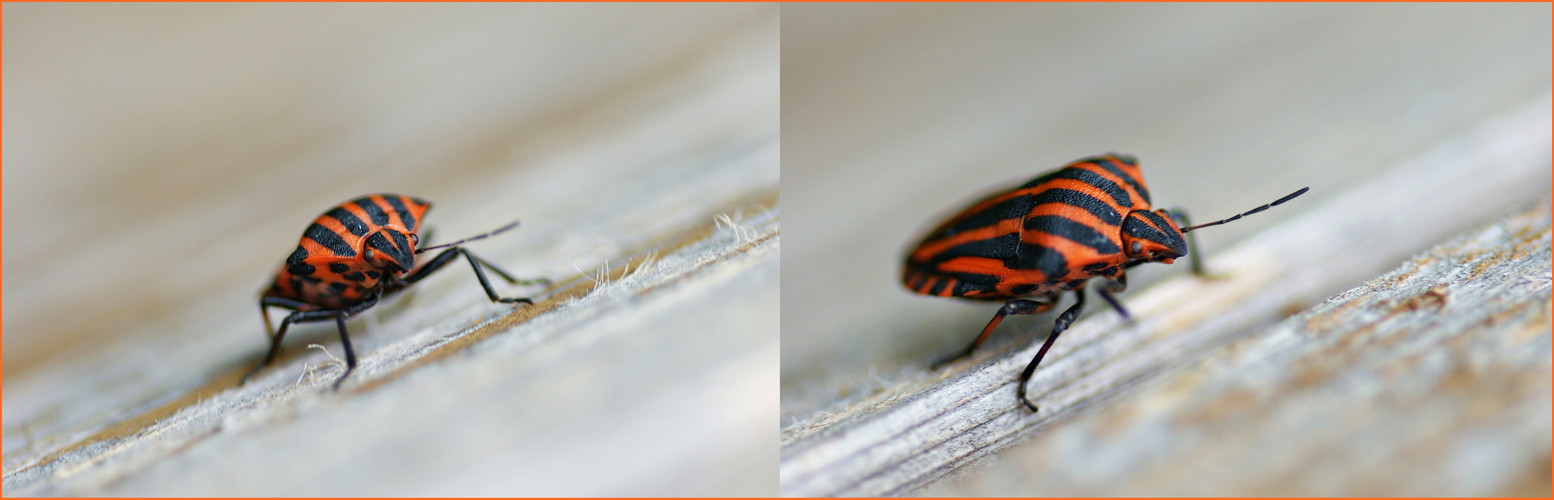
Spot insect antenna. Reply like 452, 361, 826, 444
1181, 187, 1309, 233
415, 219, 521, 254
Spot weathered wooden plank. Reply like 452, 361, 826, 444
927, 200, 1551, 497
778, 96, 1551, 496
3, 4, 779, 495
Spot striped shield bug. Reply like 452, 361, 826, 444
246, 194, 547, 388
902, 154, 1307, 411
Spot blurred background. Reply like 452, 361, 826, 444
4, 3, 777, 495
781, 3, 1549, 495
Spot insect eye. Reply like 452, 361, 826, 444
364, 248, 376, 261
410, 233, 419, 245
1130, 241, 1143, 255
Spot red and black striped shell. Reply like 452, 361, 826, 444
265, 194, 431, 309
902, 154, 1187, 301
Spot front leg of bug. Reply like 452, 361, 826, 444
403, 246, 542, 304
464, 252, 552, 288
1018, 287, 1087, 412
1095, 275, 1131, 320
931, 296, 1058, 370
1168, 208, 1210, 277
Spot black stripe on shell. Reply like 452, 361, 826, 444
953, 274, 999, 295
1015, 240, 1070, 280
925, 231, 1074, 282
1022, 167, 1132, 209
1031, 187, 1123, 226
926, 278, 948, 296
305, 223, 357, 258
927, 231, 1021, 267
286, 246, 315, 276
1024, 215, 1123, 255
941, 194, 1034, 237
326, 207, 369, 236
390, 231, 413, 260
383, 195, 416, 232
1090, 157, 1151, 206
354, 197, 390, 226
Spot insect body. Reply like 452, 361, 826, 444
247, 193, 544, 388
903, 154, 1307, 411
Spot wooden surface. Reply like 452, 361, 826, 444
5, 4, 1552, 496
779, 111, 1551, 494
927, 201, 1552, 497
780, 3, 1550, 496
3, 4, 778, 495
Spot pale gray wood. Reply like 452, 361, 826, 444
3, 4, 778, 496
779, 97, 1551, 496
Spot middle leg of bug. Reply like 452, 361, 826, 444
1017, 287, 1088, 412
931, 296, 1058, 370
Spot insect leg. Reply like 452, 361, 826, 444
401, 246, 462, 284
1095, 275, 1132, 320
1018, 287, 1086, 412
259, 296, 315, 339
242, 307, 343, 384
261, 302, 273, 341
460, 249, 535, 304
467, 252, 551, 287
1168, 209, 1207, 276
332, 315, 356, 389
931, 297, 1057, 370
329, 291, 381, 389
403, 247, 535, 304
244, 293, 381, 386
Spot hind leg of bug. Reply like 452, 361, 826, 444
931, 296, 1058, 370
1018, 287, 1087, 412
258, 296, 316, 342
244, 297, 317, 384
405, 247, 540, 303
